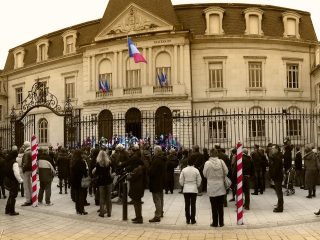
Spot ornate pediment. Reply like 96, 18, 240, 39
95, 3, 173, 41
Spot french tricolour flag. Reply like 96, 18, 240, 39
128, 37, 147, 64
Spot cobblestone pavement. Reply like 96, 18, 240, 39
1, 177, 320, 239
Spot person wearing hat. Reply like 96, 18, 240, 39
21, 140, 32, 206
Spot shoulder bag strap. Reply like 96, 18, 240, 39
219, 160, 226, 178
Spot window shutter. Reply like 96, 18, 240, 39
249, 15, 259, 34
287, 18, 296, 36
209, 14, 220, 34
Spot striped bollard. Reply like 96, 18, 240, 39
31, 135, 38, 207
236, 142, 243, 225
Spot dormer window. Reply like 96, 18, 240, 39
282, 12, 301, 38
36, 39, 49, 62
244, 8, 264, 35
204, 7, 225, 35
12, 47, 25, 69
62, 30, 77, 55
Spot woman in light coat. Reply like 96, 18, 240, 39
203, 148, 228, 227
179, 154, 201, 224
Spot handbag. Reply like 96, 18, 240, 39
4, 178, 15, 191
219, 160, 232, 190
81, 176, 91, 188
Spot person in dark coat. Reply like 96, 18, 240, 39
294, 147, 303, 188
283, 137, 294, 172
229, 148, 237, 201
192, 145, 205, 196
260, 148, 268, 192
93, 150, 113, 218
5, 150, 23, 215
178, 149, 189, 194
250, 144, 263, 195
165, 148, 179, 194
233, 148, 255, 210
90, 148, 100, 205
270, 144, 284, 212
37, 148, 56, 206
0, 150, 6, 199
128, 163, 145, 224
303, 144, 318, 198
147, 145, 167, 222
71, 150, 88, 215
56, 147, 70, 194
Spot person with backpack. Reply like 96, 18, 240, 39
250, 144, 263, 195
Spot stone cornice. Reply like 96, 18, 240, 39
83, 94, 189, 106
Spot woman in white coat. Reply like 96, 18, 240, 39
203, 148, 228, 227
179, 154, 201, 224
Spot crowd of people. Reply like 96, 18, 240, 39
0, 137, 320, 226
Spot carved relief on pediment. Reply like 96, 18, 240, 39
99, 5, 171, 38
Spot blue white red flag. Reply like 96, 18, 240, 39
99, 79, 107, 92
161, 72, 168, 88
104, 80, 109, 91
128, 37, 147, 64
157, 74, 162, 87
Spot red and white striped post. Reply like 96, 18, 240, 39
31, 135, 38, 207
236, 141, 243, 225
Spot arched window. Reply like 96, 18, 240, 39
62, 30, 77, 55
286, 107, 301, 136
204, 7, 225, 35
98, 110, 113, 140
126, 58, 141, 89
125, 108, 141, 139
38, 118, 48, 144
282, 12, 301, 38
99, 59, 112, 90
209, 107, 226, 139
155, 52, 171, 86
155, 106, 172, 138
243, 8, 264, 36
248, 107, 265, 138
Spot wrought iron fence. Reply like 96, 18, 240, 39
74, 107, 320, 156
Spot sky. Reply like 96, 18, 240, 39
1, 0, 319, 69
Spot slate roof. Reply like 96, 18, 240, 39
96, 0, 181, 35
3, 19, 101, 72
2, 2, 317, 73
174, 3, 317, 41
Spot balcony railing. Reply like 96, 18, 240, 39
96, 90, 113, 98
124, 87, 142, 95
153, 86, 173, 93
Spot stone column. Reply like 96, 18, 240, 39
119, 51, 123, 88
87, 56, 91, 90
179, 45, 184, 84
174, 44, 178, 84
143, 48, 147, 86
113, 51, 118, 89
148, 47, 153, 86
92, 55, 96, 91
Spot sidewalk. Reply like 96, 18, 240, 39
5, 177, 320, 230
